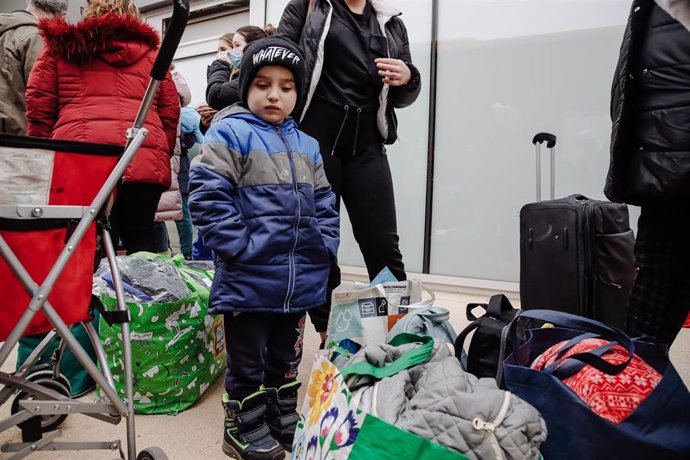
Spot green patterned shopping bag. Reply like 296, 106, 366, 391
97, 254, 224, 414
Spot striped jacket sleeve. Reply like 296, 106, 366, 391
188, 124, 249, 261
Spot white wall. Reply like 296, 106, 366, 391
145, 0, 249, 106
147, 0, 637, 283
430, 0, 634, 282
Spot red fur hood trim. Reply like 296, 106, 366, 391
39, 13, 160, 64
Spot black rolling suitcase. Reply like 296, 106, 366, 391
519, 133, 636, 329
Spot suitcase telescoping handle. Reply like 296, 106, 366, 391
531, 132, 557, 201
131, 0, 190, 132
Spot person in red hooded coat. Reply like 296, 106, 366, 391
26, 0, 180, 254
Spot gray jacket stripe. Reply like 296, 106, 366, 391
239, 151, 316, 188
195, 142, 243, 184
313, 162, 330, 190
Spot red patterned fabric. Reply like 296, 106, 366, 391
532, 338, 661, 424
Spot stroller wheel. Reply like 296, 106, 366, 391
137, 447, 168, 460
10, 370, 73, 432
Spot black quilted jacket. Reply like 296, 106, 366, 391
277, 0, 421, 144
607, 0, 690, 205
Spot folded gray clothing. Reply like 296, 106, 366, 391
344, 341, 547, 460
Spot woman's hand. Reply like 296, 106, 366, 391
215, 49, 231, 63
197, 105, 218, 129
375, 58, 411, 86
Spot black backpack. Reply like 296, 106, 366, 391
455, 294, 519, 385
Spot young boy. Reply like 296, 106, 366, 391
188, 37, 339, 460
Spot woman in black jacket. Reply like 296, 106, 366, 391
608, 0, 690, 346
205, 25, 275, 110
277, 0, 421, 339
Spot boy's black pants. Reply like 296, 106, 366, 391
223, 311, 306, 399
300, 100, 406, 332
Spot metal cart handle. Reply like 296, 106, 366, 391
151, 0, 190, 82
131, 0, 190, 132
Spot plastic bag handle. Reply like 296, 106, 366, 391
389, 285, 436, 310
340, 334, 434, 380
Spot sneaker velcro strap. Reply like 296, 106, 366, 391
280, 396, 298, 405
276, 412, 299, 428
237, 404, 266, 424
240, 423, 272, 444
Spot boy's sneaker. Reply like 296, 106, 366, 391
264, 381, 301, 451
222, 391, 285, 460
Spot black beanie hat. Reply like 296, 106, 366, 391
238, 36, 306, 111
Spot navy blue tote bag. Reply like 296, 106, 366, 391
503, 310, 690, 460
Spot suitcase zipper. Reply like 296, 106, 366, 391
581, 200, 599, 319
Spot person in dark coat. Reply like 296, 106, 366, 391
608, 0, 690, 346
26, 0, 180, 254
277, 0, 421, 341
205, 25, 275, 111
0, 0, 68, 135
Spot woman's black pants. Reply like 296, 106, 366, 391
299, 100, 406, 332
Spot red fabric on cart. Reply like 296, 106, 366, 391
0, 149, 115, 340
0, 226, 95, 340
50, 151, 117, 205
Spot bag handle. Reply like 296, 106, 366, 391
466, 303, 487, 322
392, 284, 436, 310
486, 294, 516, 318
544, 340, 618, 379
340, 333, 434, 380
509, 310, 634, 376
532, 332, 600, 371
466, 294, 515, 321
455, 319, 481, 358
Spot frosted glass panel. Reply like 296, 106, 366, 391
265, 0, 431, 275
430, 0, 632, 282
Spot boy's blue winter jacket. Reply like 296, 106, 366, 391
188, 106, 339, 314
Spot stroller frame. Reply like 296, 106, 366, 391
0, 1, 189, 458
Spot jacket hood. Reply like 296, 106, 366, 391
369, 0, 402, 22
0, 10, 37, 35
656, 0, 690, 30
38, 13, 160, 65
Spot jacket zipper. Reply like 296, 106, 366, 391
276, 125, 300, 313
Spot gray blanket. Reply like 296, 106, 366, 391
345, 341, 546, 459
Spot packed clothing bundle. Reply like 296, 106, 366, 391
294, 273, 547, 459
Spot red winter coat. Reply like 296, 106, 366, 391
26, 13, 179, 187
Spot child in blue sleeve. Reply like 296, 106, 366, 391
188, 36, 339, 460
